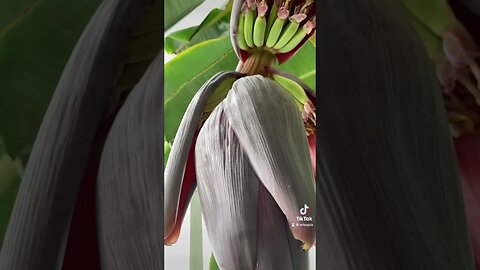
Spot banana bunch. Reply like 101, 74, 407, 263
231, 0, 316, 64
238, 0, 315, 52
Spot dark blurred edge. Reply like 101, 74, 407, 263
316, 0, 474, 270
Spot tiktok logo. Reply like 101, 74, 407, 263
300, 204, 309, 216
293, 204, 313, 227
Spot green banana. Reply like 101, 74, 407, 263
238, 14, 249, 50
265, 1, 280, 38
266, 18, 286, 48
244, 8, 256, 48
265, 3, 292, 48
254, 16, 267, 47
277, 27, 307, 53
273, 19, 301, 49
277, 18, 315, 53
272, 74, 309, 110
253, 0, 269, 47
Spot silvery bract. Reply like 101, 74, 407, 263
164, 75, 315, 269
164, 72, 243, 245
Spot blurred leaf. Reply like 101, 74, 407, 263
0, 175, 20, 246
164, 36, 238, 142
165, 8, 231, 54
310, 32, 316, 46
209, 253, 220, 270
164, 0, 205, 30
0, 136, 5, 154
0, 0, 102, 159
164, 139, 171, 167
0, 135, 17, 195
0, 155, 17, 197
0, 135, 20, 245
0, 0, 31, 29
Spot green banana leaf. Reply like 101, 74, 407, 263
209, 253, 220, 270
0, 136, 20, 245
0, 175, 19, 246
165, 0, 205, 30
164, 139, 172, 167
0, 0, 102, 159
0, 0, 31, 28
0, 137, 17, 195
0, 0, 203, 160
165, 7, 231, 54
164, 36, 238, 142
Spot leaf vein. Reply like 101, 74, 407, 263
164, 48, 234, 105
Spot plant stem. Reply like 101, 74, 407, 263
190, 192, 203, 270
238, 50, 276, 76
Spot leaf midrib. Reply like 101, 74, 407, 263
164, 41, 235, 105
0, 0, 43, 39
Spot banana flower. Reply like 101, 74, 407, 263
164, 74, 316, 269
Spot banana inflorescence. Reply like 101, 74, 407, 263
238, 0, 316, 55
401, 0, 480, 138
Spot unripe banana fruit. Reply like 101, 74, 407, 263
272, 74, 309, 110
231, 0, 316, 63
273, 15, 306, 49
238, 14, 250, 50
244, 5, 256, 48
